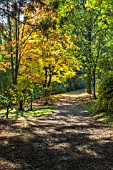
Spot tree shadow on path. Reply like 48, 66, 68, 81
0, 92, 113, 170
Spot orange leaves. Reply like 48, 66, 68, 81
0, 67, 6, 72
0, 61, 10, 72
0, 0, 81, 89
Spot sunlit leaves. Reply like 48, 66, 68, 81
0, 0, 82, 107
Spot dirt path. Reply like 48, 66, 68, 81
0, 90, 113, 170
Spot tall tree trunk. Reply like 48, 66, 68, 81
30, 96, 33, 111
6, 105, 9, 119
93, 68, 96, 99
87, 78, 92, 94
19, 100, 23, 110
86, 69, 92, 94
86, 21, 92, 94
15, 12, 20, 84
7, 1, 15, 84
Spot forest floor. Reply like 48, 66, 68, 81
0, 89, 113, 170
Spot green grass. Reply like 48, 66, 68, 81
0, 106, 54, 119
92, 111, 113, 126
82, 102, 93, 113
83, 102, 113, 126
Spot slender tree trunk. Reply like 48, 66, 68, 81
87, 78, 92, 94
19, 100, 23, 110
6, 105, 9, 119
15, 12, 20, 84
30, 97, 33, 111
86, 16, 92, 94
43, 66, 53, 105
93, 46, 100, 99
7, 1, 15, 84
43, 67, 48, 88
86, 69, 92, 94
93, 68, 96, 99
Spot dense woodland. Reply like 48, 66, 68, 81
0, 0, 113, 118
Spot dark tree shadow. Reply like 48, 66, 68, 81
0, 105, 113, 170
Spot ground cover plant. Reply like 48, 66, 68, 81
0, 106, 53, 119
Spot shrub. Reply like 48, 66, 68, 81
93, 72, 113, 112
51, 83, 67, 94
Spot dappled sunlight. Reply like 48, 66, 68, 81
1, 90, 113, 169
51, 90, 94, 109
0, 157, 22, 170
0, 106, 53, 119
1, 110, 113, 169
52, 142, 70, 150
76, 145, 100, 159
80, 110, 89, 113
53, 91, 91, 101
61, 92, 90, 98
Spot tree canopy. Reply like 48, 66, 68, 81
0, 0, 113, 115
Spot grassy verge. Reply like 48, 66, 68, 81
82, 99, 113, 126
0, 106, 54, 119
92, 111, 113, 126
82, 102, 93, 113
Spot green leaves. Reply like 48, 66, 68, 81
94, 72, 113, 112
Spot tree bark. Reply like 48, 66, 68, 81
19, 100, 23, 110
86, 69, 92, 94
93, 68, 96, 99
7, 1, 15, 84
30, 98, 33, 111
6, 105, 9, 119
86, 17, 92, 94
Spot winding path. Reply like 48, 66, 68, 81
0, 90, 113, 169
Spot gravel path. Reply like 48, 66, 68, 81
0, 90, 113, 170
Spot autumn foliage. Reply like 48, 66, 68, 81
0, 0, 80, 111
